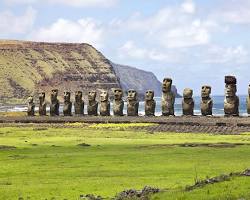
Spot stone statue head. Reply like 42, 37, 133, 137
75, 91, 82, 102
88, 91, 96, 102
127, 89, 137, 101
27, 96, 34, 104
183, 88, 193, 99
225, 84, 236, 97
225, 76, 237, 85
145, 90, 154, 101
248, 84, 250, 96
225, 76, 237, 97
39, 92, 45, 102
201, 85, 211, 98
100, 90, 109, 102
114, 88, 123, 100
51, 89, 58, 102
162, 78, 172, 92
64, 92, 71, 102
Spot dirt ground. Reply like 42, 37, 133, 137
1, 115, 250, 134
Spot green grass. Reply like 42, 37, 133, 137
0, 126, 250, 199
152, 176, 250, 200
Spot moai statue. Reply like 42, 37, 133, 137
162, 78, 175, 116
50, 89, 59, 116
224, 76, 239, 116
38, 92, 47, 116
100, 90, 110, 116
113, 88, 124, 116
182, 88, 194, 116
27, 96, 35, 116
87, 91, 98, 116
127, 89, 139, 116
200, 86, 213, 116
145, 90, 156, 116
63, 92, 72, 116
74, 91, 84, 115
247, 85, 250, 116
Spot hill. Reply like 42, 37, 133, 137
0, 40, 120, 103
112, 63, 181, 97
0, 40, 180, 103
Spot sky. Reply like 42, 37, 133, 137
0, 0, 250, 95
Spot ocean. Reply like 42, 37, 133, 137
0, 95, 248, 116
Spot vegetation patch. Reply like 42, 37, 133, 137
186, 173, 235, 191
152, 169, 250, 200
193, 169, 250, 188
77, 143, 91, 147
0, 111, 26, 117
242, 169, 250, 176
32, 127, 48, 131
178, 142, 248, 148
89, 123, 157, 130
79, 194, 103, 200
51, 145, 61, 148
139, 142, 250, 149
0, 145, 16, 150
0, 181, 12, 186
8, 155, 27, 159
64, 122, 87, 127
114, 186, 160, 200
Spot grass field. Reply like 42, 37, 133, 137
0, 124, 250, 199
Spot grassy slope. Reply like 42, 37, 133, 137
152, 176, 250, 200
0, 126, 250, 199
0, 40, 118, 102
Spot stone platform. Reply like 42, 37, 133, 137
1, 116, 250, 134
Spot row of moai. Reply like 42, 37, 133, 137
27, 88, 141, 117
27, 75, 246, 117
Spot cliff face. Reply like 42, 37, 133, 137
112, 63, 181, 97
0, 40, 120, 103
0, 40, 180, 104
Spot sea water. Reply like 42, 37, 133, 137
0, 95, 248, 116
152, 95, 248, 116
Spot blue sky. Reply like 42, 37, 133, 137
0, 0, 250, 95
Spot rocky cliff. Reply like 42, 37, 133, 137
0, 40, 120, 103
112, 63, 181, 98
0, 40, 180, 104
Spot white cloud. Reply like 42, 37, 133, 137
112, 1, 218, 50
211, 0, 250, 24
204, 45, 249, 64
181, 0, 196, 14
1, 0, 218, 52
160, 20, 210, 48
0, 7, 36, 35
118, 41, 180, 62
6, 0, 37, 3
29, 18, 104, 47
5, 0, 118, 7
107, 0, 249, 70
118, 41, 249, 66
113, 0, 222, 65
119, 41, 146, 59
